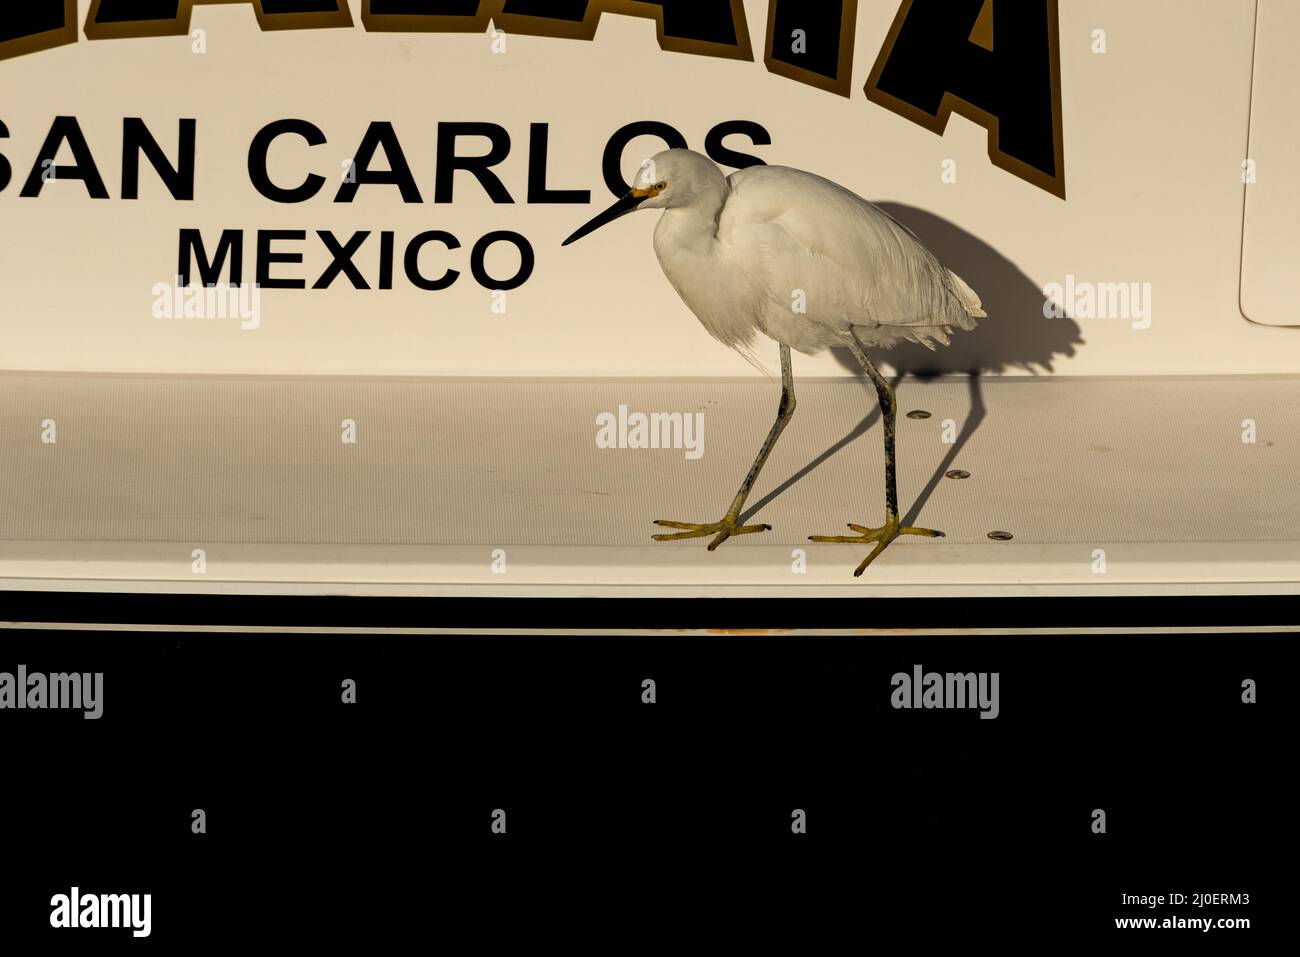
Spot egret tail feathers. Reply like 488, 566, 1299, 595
947, 270, 986, 320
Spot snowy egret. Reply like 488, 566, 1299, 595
563, 149, 985, 576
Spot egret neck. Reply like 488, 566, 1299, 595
651, 174, 757, 353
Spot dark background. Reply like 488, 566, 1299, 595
0, 595, 1290, 946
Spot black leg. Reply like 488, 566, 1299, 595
653, 343, 795, 550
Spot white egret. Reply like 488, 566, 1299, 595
563, 149, 985, 576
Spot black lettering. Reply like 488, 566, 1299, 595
496, 1, 751, 59
364, 0, 486, 32
257, 229, 306, 288
249, 119, 327, 203
313, 230, 371, 289
764, 0, 857, 96
0, 0, 77, 62
20, 116, 110, 198
378, 230, 395, 289
0, 119, 10, 192
527, 124, 589, 204
704, 120, 769, 170
122, 117, 195, 200
335, 121, 423, 203
434, 122, 512, 204
364, 1, 752, 61
471, 231, 533, 290
601, 121, 687, 196
405, 230, 459, 290
866, 0, 1065, 198
87, 0, 352, 39
178, 228, 243, 285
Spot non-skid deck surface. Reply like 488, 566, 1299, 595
2, 373, 1297, 550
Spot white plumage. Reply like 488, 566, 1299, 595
647, 151, 985, 359
563, 148, 983, 576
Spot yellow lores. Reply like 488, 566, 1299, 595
630, 182, 667, 200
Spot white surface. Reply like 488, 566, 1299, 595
2, 371, 1299, 595
0, 1, 1294, 378
1241, 0, 1300, 326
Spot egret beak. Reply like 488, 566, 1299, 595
562, 191, 648, 246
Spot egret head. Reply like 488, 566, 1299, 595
562, 149, 724, 246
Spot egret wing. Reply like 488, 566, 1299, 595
721, 166, 982, 347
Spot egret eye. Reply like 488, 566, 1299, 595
656, 182, 666, 190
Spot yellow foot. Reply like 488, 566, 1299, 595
808, 520, 944, 577
652, 517, 772, 551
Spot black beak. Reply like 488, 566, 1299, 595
562, 192, 646, 246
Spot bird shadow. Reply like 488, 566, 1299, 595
744, 204, 1079, 526
831, 202, 1084, 377
737, 372, 982, 528
900, 372, 984, 528
740, 375, 886, 526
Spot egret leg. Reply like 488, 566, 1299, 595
653, 343, 795, 550
808, 333, 944, 576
